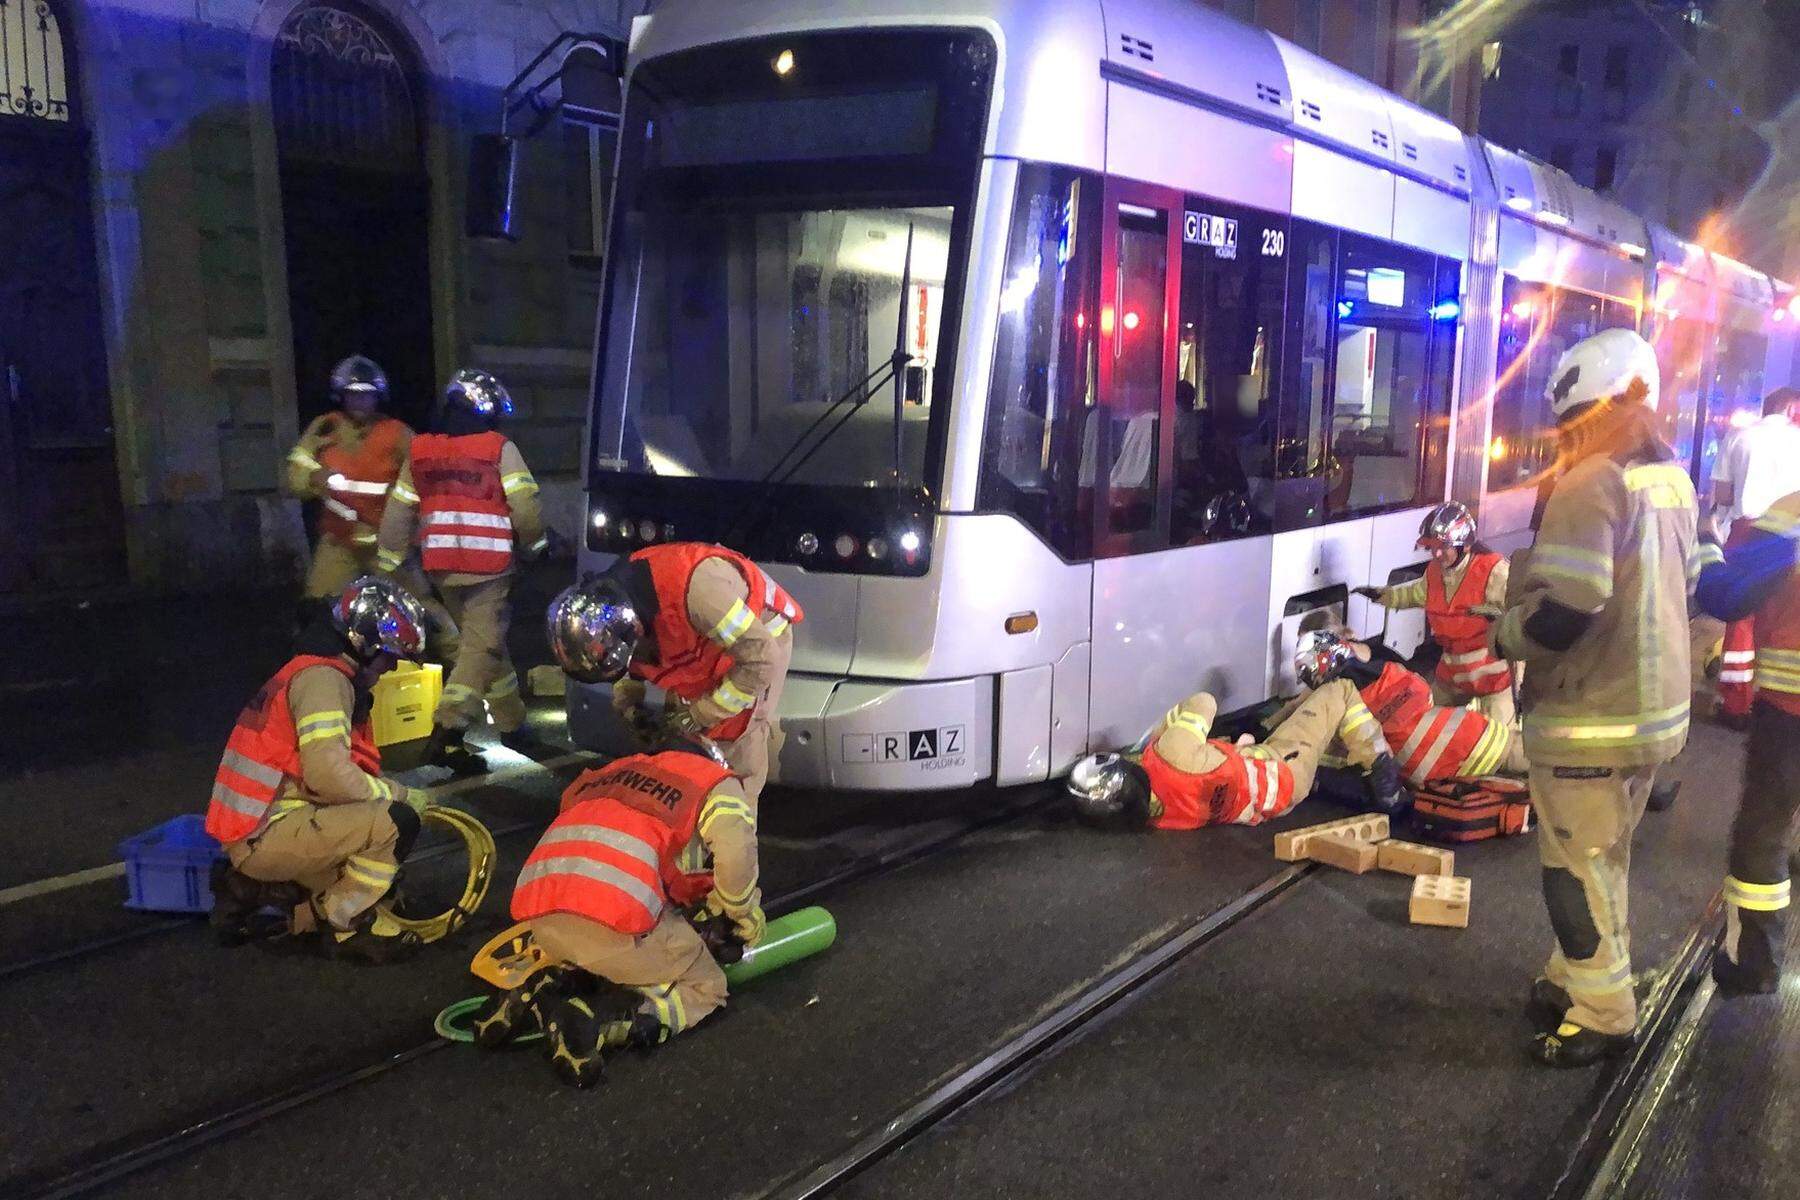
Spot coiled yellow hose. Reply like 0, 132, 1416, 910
379, 806, 495, 943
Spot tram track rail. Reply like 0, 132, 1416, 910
7, 788, 1056, 1200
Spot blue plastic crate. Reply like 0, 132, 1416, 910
117, 814, 224, 913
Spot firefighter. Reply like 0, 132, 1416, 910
1490, 328, 1698, 1068
1694, 489, 1800, 994
1291, 628, 1529, 787
377, 369, 548, 776
205, 576, 432, 963
1356, 501, 1517, 727
547, 542, 803, 808
469, 736, 762, 1087
1066, 675, 1408, 830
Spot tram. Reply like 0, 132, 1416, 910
568, 0, 1800, 792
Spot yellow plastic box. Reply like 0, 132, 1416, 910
372, 662, 442, 747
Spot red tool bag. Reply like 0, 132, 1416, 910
1411, 777, 1533, 843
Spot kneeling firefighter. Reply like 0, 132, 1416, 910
377, 368, 550, 776
1292, 629, 1529, 787
1356, 501, 1518, 726
548, 541, 803, 808
470, 736, 763, 1087
1067, 679, 1409, 830
206, 577, 433, 963
1490, 328, 1697, 1068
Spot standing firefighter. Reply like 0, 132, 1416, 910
1694, 490, 1800, 994
285, 357, 412, 603
1357, 501, 1517, 726
1066, 672, 1408, 831
470, 740, 762, 1087
548, 542, 803, 808
378, 369, 548, 776
206, 577, 431, 963
1491, 329, 1699, 1067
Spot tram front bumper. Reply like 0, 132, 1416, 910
566, 674, 994, 792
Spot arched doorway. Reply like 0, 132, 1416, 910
0, 0, 122, 592
273, 3, 436, 431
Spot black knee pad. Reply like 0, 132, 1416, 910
389, 803, 422, 861
1542, 867, 1602, 961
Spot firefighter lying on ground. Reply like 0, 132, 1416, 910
206, 577, 433, 963
377, 368, 550, 776
547, 541, 803, 809
1281, 628, 1529, 788
1355, 500, 1519, 727
1694, 489, 1800, 996
1066, 671, 1410, 831
469, 734, 762, 1087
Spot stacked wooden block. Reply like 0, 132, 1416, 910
1273, 817, 1471, 929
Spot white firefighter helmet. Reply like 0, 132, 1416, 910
1417, 501, 1477, 552
1545, 328, 1660, 421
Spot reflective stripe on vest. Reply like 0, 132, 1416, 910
316, 417, 407, 545
1360, 662, 1489, 784
1426, 554, 1511, 696
628, 544, 805, 742
512, 752, 734, 933
411, 432, 512, 575
204, 657, 382, 845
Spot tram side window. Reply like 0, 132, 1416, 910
1170, 197, 1286, 545
1090, 203, 1169, 542
1699, 327, 1770, 494
978, 164, 1100, 559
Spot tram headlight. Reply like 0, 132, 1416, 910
796, 531, 819, 556
637, 518, 657, 543
833, 533, 859, 560
899, 529, 922, 554
773, 48, 795, 76
590, 509, 609, 532
866, 536, 890, 561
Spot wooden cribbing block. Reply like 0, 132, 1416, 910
1410, 875, 1472, 928
1306, 832, 1378, 874
1377, 840, 1454, 878
1273, 814, 1390, 862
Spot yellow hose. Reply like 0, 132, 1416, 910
379, 806, 495, 943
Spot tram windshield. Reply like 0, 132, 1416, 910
590, 30, 992, 495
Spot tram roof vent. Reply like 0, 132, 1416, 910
1119, 32, 1154, 63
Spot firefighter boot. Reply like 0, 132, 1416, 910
471, 967, 567, 1049
540, 994, 606, 1088
499, 728, 558, 760
1528, 973, 1660, 1032
600, 1011, 672, 1053
1365, 753, 1412, 818
424, 724, 488, 777
322, 907, 425, 964
209, 863, 307, 947
1530, 1021, 1635, 1068
1646, 777, 1681, 813
1713, 907, 1784, 997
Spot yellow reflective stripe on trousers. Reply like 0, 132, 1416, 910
637, 985, 688, 1034
710, 677, 756, 715
443, 683, 478, 704
344, 855, 398, 891
706, 599, 756, 648
1753, 509, 1800, 536
486, 672, 520, 700
698, 795, 754, 839
389, 481, 419, 506
1526, 702, 1689, 749
1724, 875, 1791, 911
1339, 698, 1377, 740
1459, 721, 1512, 777
1560, 957, 1633, 994
501, 470, 537, 496
296, 712, 351, 747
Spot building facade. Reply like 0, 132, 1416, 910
0, 0, 632, 596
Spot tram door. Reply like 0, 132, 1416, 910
1086, 182, 1181, 749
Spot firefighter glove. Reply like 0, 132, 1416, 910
1352, 585, 1384, 601
610, 680, 648, 715
1469, 603, 1503, 620
661, 701, 699, 740
707, 891, 765, 947
403, 787, 432, 816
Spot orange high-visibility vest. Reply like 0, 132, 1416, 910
411, 431, 513, 575
627, 543, 804, 742
205, 656, 382, 845
1425, 553, 1512, 697
1358, 662, 1492, 784
511, 752, 732, 934
317, 417, 409, 546
1141, 739, 1298, 830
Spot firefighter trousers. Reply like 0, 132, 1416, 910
227, 799, 403, 932
1718, 702, 1800, 990
718, 629, 793, 810
530, 908, 727, 1037
307, 538, 460, 663
1528, 763, 1658, 1034
1261, 678, 1385, 799
435, 575, 525, 734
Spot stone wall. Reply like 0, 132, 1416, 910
68, 0, 634, 591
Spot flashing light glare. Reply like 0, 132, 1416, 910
1538, 211, 1570, 226
1100, 307, 1116, 336
1776, 308, 1790, 323
1337, 300, 1355, 319
1429, 300, 1460, 322
1123, 310, 1141, 331
1619, 242, 1648, 257
1075, 312, 1086, 330
590, 509, 609, 530
1509, 300, 1536, 319
899, 529, 923, 554
1505, 196, 1534, 211
1789, 295, 1800, 320
1489, 437, 1508, 461
773, 49, 795, 75
1731, 408, 1758, 430
999, 253, 1043, 316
